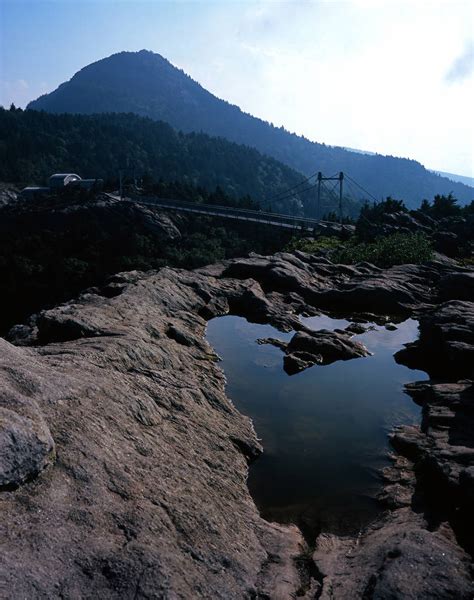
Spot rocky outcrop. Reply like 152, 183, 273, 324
393, 382, 474, 497
1, 251, 474, 598
0, 267, 319, 599
395, 300, 474, 378
257, 324, 371, 374
220, 252, 472, 318
313, 511, 473, 600
283, 328, 370, 374
438, 271, 474, 302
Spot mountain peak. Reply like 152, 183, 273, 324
99, 48, 169, 62
72, 48, 175, 78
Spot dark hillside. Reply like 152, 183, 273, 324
0, 107, 313, 215
0, 188, 293, 335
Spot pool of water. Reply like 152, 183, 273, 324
206, 314, 428, 540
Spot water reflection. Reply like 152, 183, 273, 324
206, 315, 427, 539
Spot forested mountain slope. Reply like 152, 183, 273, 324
1, 107, 314, 215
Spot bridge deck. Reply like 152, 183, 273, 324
126, 195, 337, 231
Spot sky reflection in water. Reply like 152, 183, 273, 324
206, 315, 428, 538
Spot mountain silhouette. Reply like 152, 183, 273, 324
28, 50, 473, 208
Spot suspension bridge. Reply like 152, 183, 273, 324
124, 195, 349, 232
115, 170, 378, 232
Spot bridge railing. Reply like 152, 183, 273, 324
130, 194, 328, 230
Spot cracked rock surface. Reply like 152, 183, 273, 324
1, 252, 473, 598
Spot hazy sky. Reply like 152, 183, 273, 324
1, 0, 473, 176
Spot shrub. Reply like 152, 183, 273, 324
333, 232, 433, 268
285, 236, 344, 253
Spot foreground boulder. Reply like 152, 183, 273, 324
0, 340, 55, 489
0, 409, 54, 490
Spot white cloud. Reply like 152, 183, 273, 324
445, 41, 474, 84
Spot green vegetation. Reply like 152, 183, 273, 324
356, 195, 473, 257
359, 194, 473, 229
333, 233, 433, 267
286, 236, 343, 253
286, 195, 474, 267
286, 232, 433, 268
143, 179, 260, 210
322, 211, 356, 224
0, 106, 309, 215
419, 193, 474, 218
356, 197, 408, 241
288, 194, 473, 266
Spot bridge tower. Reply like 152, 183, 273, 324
316, 172, 344, 224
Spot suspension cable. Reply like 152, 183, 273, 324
345, 174, 379, 203
262, 171, 320, 204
